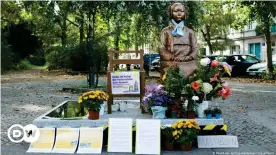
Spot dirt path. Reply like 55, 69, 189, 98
1, 69, 86, 83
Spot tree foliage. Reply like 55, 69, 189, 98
240, 1, 276, 79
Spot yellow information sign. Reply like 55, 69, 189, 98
77, 127, 103, 154
52, 128, 79, 153
27, 128, 55, 153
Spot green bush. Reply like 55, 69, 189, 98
1, 40, 14, 72
260, 64, 276, 80
45, 45, 74, 70
28, 49, 46, 66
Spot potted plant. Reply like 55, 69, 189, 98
172, 120, 200, 151
142, 84, 170, 119
213, 107, 222, 119
161, 127, 175, 151
204, 108, 213, 119
163, 64, 186, 118
78, 90, 108, 120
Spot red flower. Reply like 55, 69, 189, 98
218, 87, 231, 99
191, 81, 200, 91
222, 87, 231, 99
211, 60, 219, 67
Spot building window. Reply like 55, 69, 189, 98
231, 45, 240, 54
271, 23, 276, 33
248, 24, 253, 30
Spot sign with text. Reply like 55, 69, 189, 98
135, 119, 161, 155
108, 118, 133, 153
197, 136, 239, 148
52, 128, 79, 153
111, 71, 140, 94
77, 127, 103, 154
27, 128, 55, 153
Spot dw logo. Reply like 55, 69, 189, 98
8, 124, 40, 143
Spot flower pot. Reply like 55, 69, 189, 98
215, 113, 221, 119
119, 101, 127, 112
151, 106, 167, 119
180, 143, 192, 151
206, 113, 212, 119
112, 103, 120, 112
100, 104, 105, 116
88, 110, 99, 120
171, 112, 177, 118
164, 142, 174, 151
187, 111, 195, 119
196, 101, 209, 118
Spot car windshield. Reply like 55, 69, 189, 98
241, 55, 259, 63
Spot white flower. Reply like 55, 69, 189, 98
200, 58, 211, 66
202, 83, 213, 94
192, 96, 199, 101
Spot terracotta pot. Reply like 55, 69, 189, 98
88, 110, 99, 120
187, 111, 195, 119
180, 143, 192, 151
164, 142, 174, 151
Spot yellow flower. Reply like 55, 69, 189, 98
84, 97, 88, 100
224, 65, 231, 76
172, 124, 177, 129
162, 74, 167, 81
78, 99, 82, 103
177, 123, 182, 129
173, 130, 178, 136
188, 124, 193, 128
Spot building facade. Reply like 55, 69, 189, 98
201, 20, 276, 61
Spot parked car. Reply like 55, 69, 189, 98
206, 54, 261, 77
246, 54, 276, 76
133, 53, 159, 70
151, 57, 160, 71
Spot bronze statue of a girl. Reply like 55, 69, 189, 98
159, 2, 198, 78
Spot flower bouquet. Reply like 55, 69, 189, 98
78, 90, 108, 120
183, 57, 232, 117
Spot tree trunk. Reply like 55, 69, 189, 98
61, 17, 67, 47
201, 26, 213, 55
114, 18, 120, 71
264, 19, 274, 79
79, 11, 84, 45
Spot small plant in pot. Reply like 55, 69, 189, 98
161, 126, 175, 151
204, 108, 213, 119
213, 107, 222, 119
78, 90, 108, 120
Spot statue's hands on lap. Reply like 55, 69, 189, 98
172, 57, 181, 62
184, 56, 194, 61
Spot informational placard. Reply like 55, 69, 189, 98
135, 119, 161, 155
108, 118, 132, 153
197, 136, 239, 148
52, 128, 79, 153
77, 127, 103, 154
26, 128, 55, 153
111, 71, 140, 94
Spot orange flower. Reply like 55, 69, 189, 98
191, 81, 200, 91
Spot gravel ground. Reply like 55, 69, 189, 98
1, 71, 276, 154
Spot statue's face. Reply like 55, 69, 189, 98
172, 4, 185, 22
